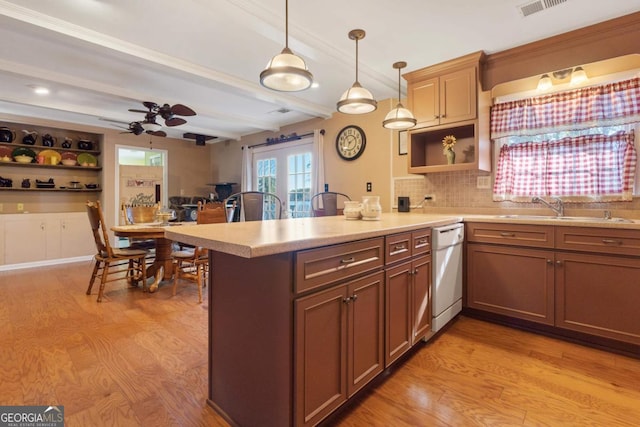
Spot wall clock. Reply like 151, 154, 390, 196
336, 125, 366, 161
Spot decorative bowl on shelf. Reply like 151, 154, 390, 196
61, 159, 77, 166
14, 155, 33, 163
77, 140, 93, 150
84, 183, 98, 189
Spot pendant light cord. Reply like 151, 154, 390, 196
354, 36, 359, 84
397, 67, 401, 100
284, 0, 289, 49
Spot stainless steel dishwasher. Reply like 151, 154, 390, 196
432, 223, 464, 332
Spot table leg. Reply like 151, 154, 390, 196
148, 237, 174, 292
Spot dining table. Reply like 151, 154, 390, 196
111, 222, 188, 292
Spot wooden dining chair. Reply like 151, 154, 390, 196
310, 192, 351, 216
171, 201, 226, 302
120, 202, 157, 251
86, 200, 149, 302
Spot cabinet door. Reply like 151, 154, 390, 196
295, 285, 348, 427
385, 261, 412, 367
412, 255, 432, 341
466, 243, 555, 325
60, 216, 95, 258
439, 68, 476, 125
4, 218, 47, 264
409, 76, 439, 127
555, 252, 640, 345
347, 271, 384, 397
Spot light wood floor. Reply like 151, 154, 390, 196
1, 261, 639, 426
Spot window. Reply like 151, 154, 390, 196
251, 139, 313, 218
491, 77, 640, 202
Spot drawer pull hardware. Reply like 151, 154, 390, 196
351, 294, 358, 302
547, 259, 553, 264
340, 257, 356, 264
415, 239, 429, 247
500, 232, 516, 237
602, 239, 623, 245
394, 244, 406, 251
343, 297, 351, 304
556, 260, 562, 265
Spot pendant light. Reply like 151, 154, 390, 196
536, 73, 552, 91
337, 29, 377, 114
383, 61, 416, 130
260, 0, 313, 92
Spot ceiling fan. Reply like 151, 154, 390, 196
128, 101, 197, 127
100, 118, 168, 137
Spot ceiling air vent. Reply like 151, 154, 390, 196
518, 0, 568, 17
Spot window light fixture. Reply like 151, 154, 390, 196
570, 66, 588, 85
383, 61, 416, 130
536, 73, 552, 91
337, 29, 377, 114
259, 0, 313, 92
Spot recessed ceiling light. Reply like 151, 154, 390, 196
31, 86, 50, 95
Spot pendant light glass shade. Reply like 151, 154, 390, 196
570, 66, 588, 85
141, 121, 162, 132
537, 73, 552, 91
383, 61, 416, 130
260, 0, 313, 92
337, 29, 377, 114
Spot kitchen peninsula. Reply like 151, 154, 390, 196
165, 213, 461, 427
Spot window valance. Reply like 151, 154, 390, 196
491, 77, 640, 139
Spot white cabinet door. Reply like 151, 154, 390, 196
4, 217, 48, 264
59, 215, 95, 258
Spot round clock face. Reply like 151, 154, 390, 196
336, 125, 366, 161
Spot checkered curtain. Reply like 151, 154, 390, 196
491, 77, 640, 138
493, 131, 637, 202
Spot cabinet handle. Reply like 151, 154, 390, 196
546, 259, 553, 264
415, 239, 429, 247
340, 257, 355, 264
556, 260, 563, 266
40, 223, 45, 231
343, 297, 351, 304
499, 232, 515, 237
414, 268, 419, 274
394, 244, 406, 251
602, 239, 623, 245
351, 294, 358, 302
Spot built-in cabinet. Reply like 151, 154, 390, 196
1, 212, 95, 266
466, 222, 640, 347
384, 229, 432, 366
403, 51, 490, 173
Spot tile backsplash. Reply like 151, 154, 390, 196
394, 171, 640, 218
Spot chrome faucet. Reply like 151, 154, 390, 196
532, 196, 564, 217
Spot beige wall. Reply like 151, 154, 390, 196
211, 98, 407, 211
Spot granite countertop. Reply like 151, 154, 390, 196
164, 213, 461, 258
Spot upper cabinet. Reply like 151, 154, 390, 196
407, 67, 477, 128
403, 51, 490, 174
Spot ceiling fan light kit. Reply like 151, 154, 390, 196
337, 29, 377, 115
260, 0, 313, 92
382, 61, 416, 130
140, 121, 162, 132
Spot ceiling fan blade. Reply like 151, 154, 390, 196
171, 104, 196, 116
142, 101, 158, 110
147, 130, 167, 137
100, 117, 130, 124
165, 117, 187, 127
128, 108, 150, 114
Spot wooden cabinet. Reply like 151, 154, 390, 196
1, 213, 94, 266
403, 51, 490, 174
295, 271, 384, 427
408, 68, 476, 128
384, 229, 432, 366
466, 222, 640, 347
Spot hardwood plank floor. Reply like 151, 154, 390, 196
1, 261, 639, 426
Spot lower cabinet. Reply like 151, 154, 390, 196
385, 254, 432, 366
2, 212, 94, 266
294, 271, 384, 427
466, 222, 640, 348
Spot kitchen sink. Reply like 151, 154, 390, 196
494, 215, 635, 223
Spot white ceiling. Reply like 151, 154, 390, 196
0, 0, 639, 143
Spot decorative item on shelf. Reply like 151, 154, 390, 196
0, 146, 12, 161
35, 178, 55, 188
0, 126, 16, 142
61, 159, 77, 166
39, 149, 61, 165
0, 176, 12, 187
85, 183, 98, 189
21, 178, 30, 188
21, 130, 38, 145
463, 145, 475, 163
77, 139, 93, 150
61, 138, 73, 148
42, 134, 57, 147
77, 152, 97, 167
442, 134, 457, 165
69, 181, 81, 189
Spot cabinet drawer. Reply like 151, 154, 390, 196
412, 229, 431, 256
555, 226, 640, 257
466, 222, 554, 248
385, 232, 412, 265
295, 237, 384, 294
